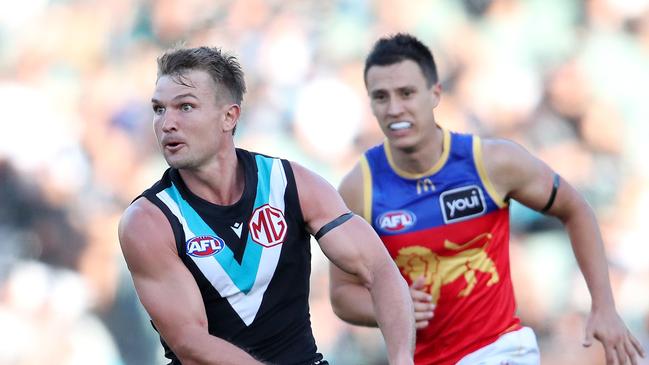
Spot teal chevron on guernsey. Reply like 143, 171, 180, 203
161, 184, 262, 292
156, 155, 287, 326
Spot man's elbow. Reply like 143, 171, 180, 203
330, 286, 351, 320
164, 327, 207, 365
330, 285, 377, 327
173, 339, 209, 365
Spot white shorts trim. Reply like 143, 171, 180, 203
456, 327, 540, 365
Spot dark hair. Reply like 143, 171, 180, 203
364, 33, 438, 87
157, 46, 246, 105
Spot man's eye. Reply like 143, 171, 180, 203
181, 103, 193, 112
373, 94, 386, 102
153, 106, 165, 114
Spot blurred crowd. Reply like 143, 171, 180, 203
1, 0, 648, 364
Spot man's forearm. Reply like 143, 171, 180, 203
563, 202, 616, 310
331, 282, 378, 327
369, 262, 415, 364
168, 328, 264, 365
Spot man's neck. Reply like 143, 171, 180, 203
389, 126, 444, 175
178, 148, 244, 206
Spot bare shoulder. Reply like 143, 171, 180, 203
338, 163, 363, 197
482, 137, 544, 179
480, 136, 555, 203
338, 163, 364, 215
480, 137, 531, 173
289, 161, 349, 234
118, 197, 177, 273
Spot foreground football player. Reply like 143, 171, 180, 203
119, 46, 415, 365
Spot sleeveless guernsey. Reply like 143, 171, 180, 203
139, 148, 323, 365
362, 130, 521, 365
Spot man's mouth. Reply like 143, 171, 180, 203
388, 121, 413, 131
163, 139, 185, 151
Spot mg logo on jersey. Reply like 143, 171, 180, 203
377, 210, 416, 232
249, 204, 286, 247
186, 235, 225, 257
440, 185, 486, 223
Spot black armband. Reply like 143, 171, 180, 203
314, 212, 354, 240
540, 173, 560, 213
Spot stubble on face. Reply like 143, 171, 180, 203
152, 70, 226, 171
366, 60, 437, 152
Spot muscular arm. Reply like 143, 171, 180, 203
482, 138, 645, 364
291, 162, 415, 365
118, 199, 264, 365
329, 164, 436, 330
327, 164, 378, 326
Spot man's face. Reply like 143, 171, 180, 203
151, 69, 236, 169
366, 60, 440, 152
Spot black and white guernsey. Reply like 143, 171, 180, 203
139, 148, 323, 365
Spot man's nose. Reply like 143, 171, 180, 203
161, 111, 178, 132
387, 98, 404, 116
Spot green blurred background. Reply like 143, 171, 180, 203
1, 0, 648, 364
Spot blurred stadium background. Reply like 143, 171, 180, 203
1, 0, 648, 364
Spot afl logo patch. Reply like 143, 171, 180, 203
377, 210, 416, 232
186, 235, 225, 257
440, 185, 486, 223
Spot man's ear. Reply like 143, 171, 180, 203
223, 104, 241, 133
431, 83, 442, 108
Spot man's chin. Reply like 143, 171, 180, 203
388, 138, 418, 153
165, 157, 191, 170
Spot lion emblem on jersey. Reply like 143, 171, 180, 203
395, 232, 500, 304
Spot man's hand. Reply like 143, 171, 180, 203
411, 276, 435, 330
583, 309, 646, 365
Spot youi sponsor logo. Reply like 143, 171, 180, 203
440, 185, 486, 223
